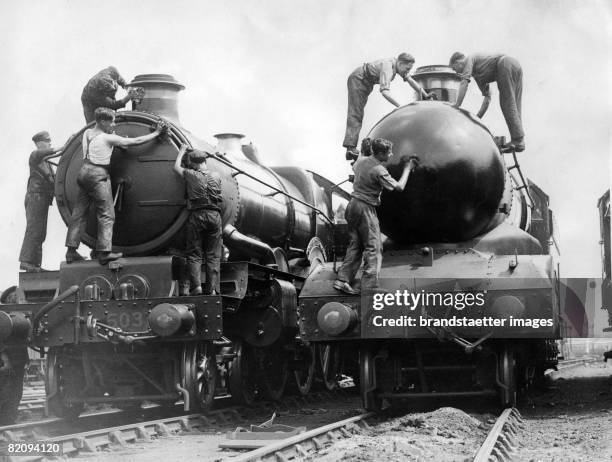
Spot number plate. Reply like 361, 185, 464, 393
106, 311, 147, 331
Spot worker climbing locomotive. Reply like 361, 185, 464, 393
299, 64, 583, 410
0, 73, 350, 423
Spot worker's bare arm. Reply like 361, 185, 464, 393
173, 144, 188, 177
381, 89, 401, 108
108, 127, 162, 148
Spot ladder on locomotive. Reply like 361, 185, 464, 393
501, 145, 534, 209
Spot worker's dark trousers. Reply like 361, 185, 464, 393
81, 95, 97, 124
65, 162, 114, 252
19, 193, 51, 266
336, 198, 382, 291
186, 209, 222, 294
343, 68, 374, 149
497, 56, 524, 143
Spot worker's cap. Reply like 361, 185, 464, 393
32, 131, 51, 143
188, 149, 208, 163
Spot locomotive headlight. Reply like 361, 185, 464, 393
0, 311, 31, 341
148, 303, 195, 337
317, 302, 358, 336
490, 295, 526, 319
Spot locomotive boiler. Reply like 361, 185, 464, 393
299, 65, 567, 410
0, 74, 349, 422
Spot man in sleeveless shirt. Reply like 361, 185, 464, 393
65, 107, 164, 264
449, 52, 525, 152
81, 66, 136, 124
334, 138, 418, 294
173, 144, 223, 295
343, 53, 431, 161
19, 131, 67, 272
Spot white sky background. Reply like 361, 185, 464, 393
0, 0, 610, 288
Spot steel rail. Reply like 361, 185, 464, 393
1, 390, 355, 461
225, 412, 374, 462
473, 408, 523, 462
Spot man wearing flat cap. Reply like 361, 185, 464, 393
18, 131, 66, 272
81, 66, 136, 123
173, 144, 223, 295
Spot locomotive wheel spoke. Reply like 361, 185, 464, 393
258, 346, 288, 401
182, 342, 217, 412
317, 344, 340, 391
293, 345, 315, 396
228, 340, 257, 405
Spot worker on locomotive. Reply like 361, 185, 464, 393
64, 107, 165, 265
19, 131, 68, 272
173, 144, 223, 295
334, 138, 419, 294
449, 52, 525, 152
342, 53, 432, 162
81, 66, 140, 124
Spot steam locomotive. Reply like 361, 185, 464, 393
0, 66, 584, 423
0, 74, 350, 422
299, 65, 574, 410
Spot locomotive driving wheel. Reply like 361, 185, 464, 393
498, 343, 517, 408
316, 343, 341, 391
45, 348, 85, 420
228, 339, 258, 405
0, 348, 25, 425
293, 344, 315, 396
360, 346, 382, 411
257, 345, 288, 401
182, 342, 217, 412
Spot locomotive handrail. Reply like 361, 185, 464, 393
206, 152, 335, 225
31, 285, 80, 333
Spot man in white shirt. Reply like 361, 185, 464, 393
65, 107, 164, 264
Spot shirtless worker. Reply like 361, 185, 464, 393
65, 107, 164, 264
334, 138, 418, 294
449, 52, 525, 152
342, 53, 431, 161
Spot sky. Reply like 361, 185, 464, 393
0, 0, 610, 288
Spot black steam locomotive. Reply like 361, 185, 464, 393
0, 67, 584, 423
0, 74, 350, 423
299, 65, 576, 410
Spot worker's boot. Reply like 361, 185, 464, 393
19, 262, 42, 272
65, 248, 86, 263
98, 252, 123, 265
333, 280, 360, 295
345, 147, 359, 162
505, 138, 525, 152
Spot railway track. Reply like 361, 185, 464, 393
0, 390, 356, 462
221, 407, 525, 462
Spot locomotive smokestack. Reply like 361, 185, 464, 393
128, 74, 185, 123
214, 133, 262, 164
214, 133, 245, 157
412, 65, 461, 104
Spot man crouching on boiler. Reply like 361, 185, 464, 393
334, 138, 418, 294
